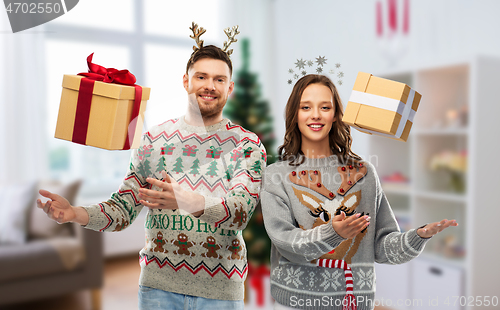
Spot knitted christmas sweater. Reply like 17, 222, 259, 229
261, 156, 429, 310
83, 117, 266, 301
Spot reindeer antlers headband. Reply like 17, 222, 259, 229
189, 22, 240, 56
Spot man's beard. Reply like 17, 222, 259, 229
188, 91, 227, 119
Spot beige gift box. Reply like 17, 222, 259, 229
343, 72, 421, 142
54, 75, 150, 150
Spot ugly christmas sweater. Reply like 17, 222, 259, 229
261, 156, 429, 310
83, 117, 266, 301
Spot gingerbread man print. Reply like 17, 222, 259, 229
171, 233, 195, 256
152, 231, 168, 253
200, 236, 222, 259
229, 203, 248, 229
227, 239, 244, 260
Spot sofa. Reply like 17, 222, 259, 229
0, 180, 103, 308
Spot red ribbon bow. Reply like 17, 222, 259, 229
73, 53, 143, 150
79, 53, 137, 85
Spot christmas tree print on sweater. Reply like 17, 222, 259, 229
156, 156, 167, 173
205, 160, 219, 178
172, 157, 184, 174
189, 158, 201, 176
251, 160, 262, 174
225, 164, 235, 181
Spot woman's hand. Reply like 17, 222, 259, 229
417, 219, 458, 239
331, 212, 370, 239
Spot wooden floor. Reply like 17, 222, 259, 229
5, 255, 392, 310
3, 255, 141, 310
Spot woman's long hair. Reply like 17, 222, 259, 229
278, 74, 361, 166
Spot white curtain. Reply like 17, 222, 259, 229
0, 10, 48, 183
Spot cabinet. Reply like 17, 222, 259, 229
411, 258, 463, 310
369, 56, 500, 310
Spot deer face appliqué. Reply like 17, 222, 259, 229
291, 186, 368, 264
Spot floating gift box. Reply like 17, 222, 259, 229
342, 72, 421, 142
54, 54, 151, 150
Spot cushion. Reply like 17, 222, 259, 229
28, 180, 82, 240
0, 237, 85, 283
0, 181, 37, 244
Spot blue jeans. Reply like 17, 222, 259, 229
138, 285, 244, 310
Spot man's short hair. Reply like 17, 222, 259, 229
185, 45, 233, 77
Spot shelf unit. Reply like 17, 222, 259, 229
371, 56, 500, 310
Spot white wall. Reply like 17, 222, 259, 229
228, 0, 500, 158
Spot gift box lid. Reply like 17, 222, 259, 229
62, 74, 151, 100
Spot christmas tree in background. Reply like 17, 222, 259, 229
224, 38, 275, 269
223, 38, 276, 165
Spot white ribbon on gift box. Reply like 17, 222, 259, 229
348, 89, 416, 138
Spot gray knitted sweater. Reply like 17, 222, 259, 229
261, 156, 429, 310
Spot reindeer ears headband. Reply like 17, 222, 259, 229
189, 22, 240, 56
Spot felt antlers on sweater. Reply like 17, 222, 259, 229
289, 170, 336, 200
289, 163, 368, 198
337, 162, 367, 195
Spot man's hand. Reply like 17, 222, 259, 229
139, 172, 205, 217
416, 219, 458, 239
37, 190, 89, 226
331, 212, 370, 239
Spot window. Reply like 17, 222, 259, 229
45, 0, 222, 198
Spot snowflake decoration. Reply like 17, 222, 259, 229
284, 266, 304, 288
385, 233, 407, 264
320, 269, 341, 291
316, 56, 327, 66
308, 271, 316, 288
356, 269, 374, 289
286, 57, 344, 86
273, 266, 283, 280
295, 58, 306, 70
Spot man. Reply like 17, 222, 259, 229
37, 25, 267, 310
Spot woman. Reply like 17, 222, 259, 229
260, 74, 457, 310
